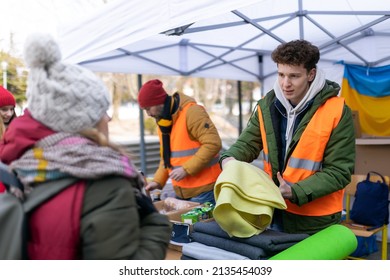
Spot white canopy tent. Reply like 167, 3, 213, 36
58, 0, 390, 173
59, 0, 390, 90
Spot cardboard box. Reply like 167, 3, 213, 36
154, 200, 200, 222
355, 137, 390, 175
351, 110, 390, 175
165, 246, 182, 259
168, 243, 183, 252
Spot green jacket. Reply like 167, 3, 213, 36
221, 80, 355, 234
81, 176, 172, 259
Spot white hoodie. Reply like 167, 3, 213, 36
273, 69, 326, 159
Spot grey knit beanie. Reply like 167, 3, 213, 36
23, 33, 110, 132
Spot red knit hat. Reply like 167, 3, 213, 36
138, 79, 168, 108
0, 86, 16, 108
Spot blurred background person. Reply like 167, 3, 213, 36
0, 86, 17, 128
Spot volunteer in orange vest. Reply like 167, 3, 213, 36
138, 79, 222, 205
220, 40, 355, 234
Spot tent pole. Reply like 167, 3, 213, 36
138, 74, 147, 175
237, 80, 243, 136
258, 55, 265, 98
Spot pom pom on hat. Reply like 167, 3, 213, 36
138, 79, 168, 108
23, 33, 61, 69
23, 33, 110, 133
0, 86, 16, 108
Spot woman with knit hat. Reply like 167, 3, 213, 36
0, 33, 171, 259
0, 85, 17, 128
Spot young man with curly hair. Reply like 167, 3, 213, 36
220, 40, 355, 234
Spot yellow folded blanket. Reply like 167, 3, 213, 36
214, 160, 287, 237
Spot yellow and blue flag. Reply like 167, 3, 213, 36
340, 64, 390, 136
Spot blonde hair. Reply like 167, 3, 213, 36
79, 128, 132, 157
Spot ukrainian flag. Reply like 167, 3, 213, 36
341, 64, 390, 136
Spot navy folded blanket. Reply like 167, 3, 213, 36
192, 220, 309, 254
190, 231, 269, 259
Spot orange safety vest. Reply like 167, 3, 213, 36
258, 97, 345, 216
158, 102, 221, 188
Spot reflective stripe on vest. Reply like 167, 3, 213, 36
258, 106, 272, 175
258, 96, 345, 216
171, 148, 220, 168
159, 102, 221, 188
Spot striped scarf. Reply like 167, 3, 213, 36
157, 94, 179, 168
10, 132, 142, 186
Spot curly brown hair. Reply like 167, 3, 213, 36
271, 40, 320, 71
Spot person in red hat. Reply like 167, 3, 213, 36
0, 85, 17, 128
138, 79, 222, 205
0, 86, 16, 192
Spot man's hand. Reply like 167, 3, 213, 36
145, 181, 162, 192
277, 172, 293, 199
169, 167, 188, 181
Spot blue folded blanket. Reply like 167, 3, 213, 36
190, 231, 268, 259
182, 242, 250, 260
192, 220, 309, 254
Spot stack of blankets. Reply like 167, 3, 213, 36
181, 220, 309, 260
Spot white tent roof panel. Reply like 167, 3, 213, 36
59, 0, 390, 87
